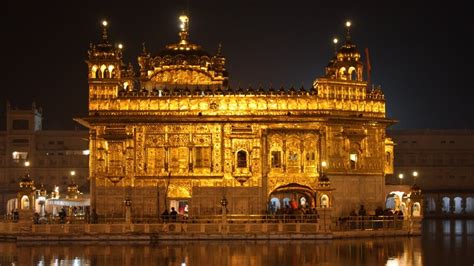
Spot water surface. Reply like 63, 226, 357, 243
0, 219, 472, 266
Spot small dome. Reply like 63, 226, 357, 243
338, 41, 359, 55
157, 47, 210, 58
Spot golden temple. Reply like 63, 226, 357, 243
76, 15, 395, 219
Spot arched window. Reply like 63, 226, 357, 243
348, 66, 356, 80
237, 150, 247, 168
108, 65, 115, 78
349, 153, 358, 170
91, 65, 98, 78
271, 151, 281, 168
454, 197, 462, 214
100, 65, 107, 78
338, 67, 346, 80
320, 194, 329, 208
21, 195, 29, 210
386, 152, 391, 165
412, 202, 421, 217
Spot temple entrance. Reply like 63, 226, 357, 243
169, 199, 189, 218
385, 191, 407, 214
268, 183, 315, 214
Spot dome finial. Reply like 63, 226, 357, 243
345, 20, 352, 41
102, 20, 109, 42
217, 43, 223, 56
178, 14, 189, 44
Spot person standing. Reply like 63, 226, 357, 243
169, 207, 178, 222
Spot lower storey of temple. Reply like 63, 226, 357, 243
92, 174, 386, 219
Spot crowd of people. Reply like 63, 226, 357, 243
338, 204, 405, 230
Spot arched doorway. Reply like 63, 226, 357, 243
385, 191, 405, 211
454, 197, 462, 214
426, 197, 436, 214
268, 183, 315, 213
466, 197, 474, 213
441, 197, 450, 213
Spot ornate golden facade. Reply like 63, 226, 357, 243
76, 16, 395, 218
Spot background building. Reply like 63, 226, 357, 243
0, 102, 89, 214
76, 16, 395, 219
388, 129, 474, 217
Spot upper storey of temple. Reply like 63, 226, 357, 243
138, 15, 228, 88
84, 17, 387, 119
323, 21, 363, 82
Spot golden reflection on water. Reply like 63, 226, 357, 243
0, 237, 422, 266
1, 220, 473, 266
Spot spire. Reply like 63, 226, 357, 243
101, 20, 109, 42
333, 37, 339, 56
216, 43, 222, 56
142, 42, 147, 54
345, 20, 352, 42
178, 14, 189, 44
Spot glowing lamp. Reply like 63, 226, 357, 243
118, 43, 123, 49
345, 21, 351, 27
102, 20, 108, 27
24, 161, 30, 167
333, 38, 338, 44
321, 161, 327, 168
179, 15, 188, 23
398, 173, 404, 179
413, 171, 418, 177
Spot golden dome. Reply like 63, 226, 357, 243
138, 15, 228, 88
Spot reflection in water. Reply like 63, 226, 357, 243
0, 220, 472, 266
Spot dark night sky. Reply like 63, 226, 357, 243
3, 1, 474, 129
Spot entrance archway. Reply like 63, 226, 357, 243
268, 183, 315, 213
385, 191, 405, 211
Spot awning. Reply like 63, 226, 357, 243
47, 198, 90, 207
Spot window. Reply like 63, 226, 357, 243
12, 139, 29, 146
195, 147, 211, 168
306, 152, 315, 161
169, 147, 188, 170
12, 120, 29, 130
271, 151, 281, 168
386, 152, 391, 165
237, 150, 247, 168
349, 153, 357, 169
12, 151, 28, 160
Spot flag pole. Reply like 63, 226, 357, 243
365, 47, 372, 88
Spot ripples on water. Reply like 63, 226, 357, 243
0, 220, 472, 266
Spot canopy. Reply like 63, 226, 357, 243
47, 198, 90, 207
